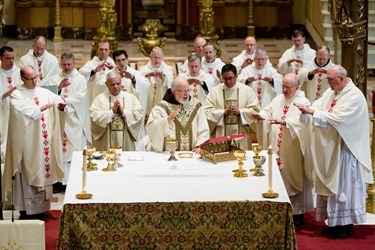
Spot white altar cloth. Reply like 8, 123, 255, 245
64, 151, 290, 205
0, 220, 45, 250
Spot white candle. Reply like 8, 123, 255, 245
267, 145, 273, 192
82, 150, 87, 193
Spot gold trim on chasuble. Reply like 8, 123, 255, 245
159, 100, 202, 151
223, 89, 252, 147
108, 96, 136, 148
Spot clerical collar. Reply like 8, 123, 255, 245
314, 58, 330, 68
33, 52, 46, 61
223, 84, 238, 90
162, 88, 191, 105
1, 68, 13, 74
206, 58, 215, 64
62, 72, 73, 78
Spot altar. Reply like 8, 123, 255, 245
57, 151, 296, 249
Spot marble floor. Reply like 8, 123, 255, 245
1, 37, 375, 224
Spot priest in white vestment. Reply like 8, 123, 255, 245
49, 52, 92, 187
179, 37, 206, 74
3, 66, 65, 219
201, 43, 225, 86
252, 73, 313, 226
295, 65, 373, 238
0, 46, 20, 160
19, 36, 59, 86
139, 47, 174, 120
277, 30, 316, 75
90, 72, 143, 151
146, 76, 210, 153
238, 48, 282, 108
298, 45, 334, 102
79, 40, 115, 105
178, 54, 214, 106
204, 64, 259, 150
231, 36, 272, 74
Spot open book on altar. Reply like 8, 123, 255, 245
199, 134, 247, 164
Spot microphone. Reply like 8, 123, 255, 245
11, 175, 15, 222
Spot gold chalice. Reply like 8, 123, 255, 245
233, 150, 248, 178
86, 146, 98, 171
166, 139, 178, 161
250, 145, 262, 172
110, 146, 123, 167
103, 149, 116, 172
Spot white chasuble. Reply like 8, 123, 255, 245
90, 91, 143, 151
204, 83, 259, 150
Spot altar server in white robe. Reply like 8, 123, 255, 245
277, 30, 316, 75
204, 64, 259, 150
298, 45, 334, 102
0, 46, 19, 160
19, 36, 59, 86
79, 40, 115, 105
139, 47, 174, 120
252, 73, 313, 227
201, 43, 225, 86
179, 37, 206, 74
146, 76, 210, 153
178, 54, 214, 106
49, 52, 92, 186
295, 65, 372, 238
90, 72, 143, 151
238, 48, 282, 108
3, 66, 65, 219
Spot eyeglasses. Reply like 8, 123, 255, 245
175, 89, 191, 94
23, 75, 38, 81
282, 85, 298, 90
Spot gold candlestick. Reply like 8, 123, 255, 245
76, 149, 93, 199
233, 150, 248, 178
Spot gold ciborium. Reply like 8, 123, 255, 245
110, 146, 123, 168
233, 150, 248, 178
86, 146, 98, 171
103, 149, 116, 172
166, 138, 178, 161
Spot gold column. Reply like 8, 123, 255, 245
91, 0, 118, 58
247, 0, 255, 36
198, 0, 221, 57
53, 0, 64, 42
0, 0, 4, 39
367, 113, 375, 213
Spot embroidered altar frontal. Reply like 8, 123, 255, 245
57, 201, 296, 249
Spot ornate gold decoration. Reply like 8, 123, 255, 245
247, 0, 255, 36
86, 146, 98, 171
53, 0, 63, 42
103, 149, 116, 172
366, 116, 375, 213
330, 0, 368, 95
201, 137, 242, 164
91, 0, 118, 58
0, 0, 4, 39
137, 20, 167, 56
198, 0, 221, 57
